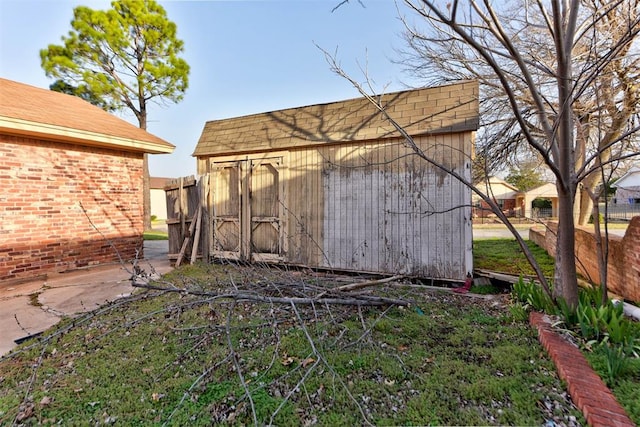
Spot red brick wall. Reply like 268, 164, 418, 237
474, 198, 518, 218
529, 218, 640, 303
0, 135, 144, 282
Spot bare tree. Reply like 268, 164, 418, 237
332, 0, 640, 308
398, 0, 640, 227
411, 0, 640, 307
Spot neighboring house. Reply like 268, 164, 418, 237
612, 166, 640, 204
190, 80, 479, 281
472, 176, 520, 217
150, 177, 171, 220
472, 178, 558, 219
517, 183, 558, 218
0, 78, 174, 283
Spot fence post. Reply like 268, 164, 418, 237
200, 174, 211, 262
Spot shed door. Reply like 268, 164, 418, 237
210, 162, 242, 260
250, 159, 285, 262
209, 158, 284, 262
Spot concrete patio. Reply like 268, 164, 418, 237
0, 240, 172, 356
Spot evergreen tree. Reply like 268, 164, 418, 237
41, 0, 189, 230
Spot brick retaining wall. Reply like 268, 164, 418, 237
529, 217, 640, 303
0, 135, 144, 282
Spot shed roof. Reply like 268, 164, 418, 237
194, 80, 478, 157
0, 78, 174, 154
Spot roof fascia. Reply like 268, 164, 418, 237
0, 116, 174, 154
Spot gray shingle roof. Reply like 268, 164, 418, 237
194, 80, 478, 157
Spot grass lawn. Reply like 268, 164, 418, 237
473, 238, 555, 279
1, 239, 637, 425
474, 238, 640, 423
0, 263, 583, 426
144, 230, 168, 240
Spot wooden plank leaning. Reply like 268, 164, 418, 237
190, 205, 203, 265
175, 202, 202, 268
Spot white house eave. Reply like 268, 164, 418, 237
0, 116, 174, 154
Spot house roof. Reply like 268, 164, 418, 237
472, 176, 520, 200
0, 78, 174, 154
522, 182, 557, 199
487, 176, 519, 192
193, 80, 479, 157
612, 166, 640, 189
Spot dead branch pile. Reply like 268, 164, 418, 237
132, 270, 410, 307
129, 262, 418, 425
7, 260, 505, 426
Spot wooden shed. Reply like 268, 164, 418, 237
0, 78, 174, 283
191, 80, 478, 281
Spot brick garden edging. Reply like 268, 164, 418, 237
530, 311, 635, 427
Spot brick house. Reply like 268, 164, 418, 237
0, 78, 174, 283
472, 178, 559, 219
472, 176, 520, 218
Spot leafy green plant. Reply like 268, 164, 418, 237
512, 276, 639, 389
555, 297, 578, 329
599, 342, 630, 387
575, 293, 634, 346
576, 303, 603, 341
513, 277, 555, 314
604, 305, 634, 347
509, 304, 530, 322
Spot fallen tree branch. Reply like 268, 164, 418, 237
314, 275, 405, 299
226, 301, 258, 426
131, 282, 411, 306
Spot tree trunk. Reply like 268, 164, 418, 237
576, 186, 594, 225
590, 200, 609, 305
576, 165, 606, 225
553, 184, 579, 308
137, 105, 152, 231
143, 153, 152, 231
553, 3, 580, 308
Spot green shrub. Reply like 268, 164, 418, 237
588, 212, 604, 224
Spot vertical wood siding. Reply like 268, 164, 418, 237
200, 132, 472, 281
312, 134, 471, 280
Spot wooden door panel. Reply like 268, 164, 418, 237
211, 162, 242, 260
250, 160, 283, 262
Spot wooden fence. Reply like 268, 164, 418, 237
164, 176, 208, 266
